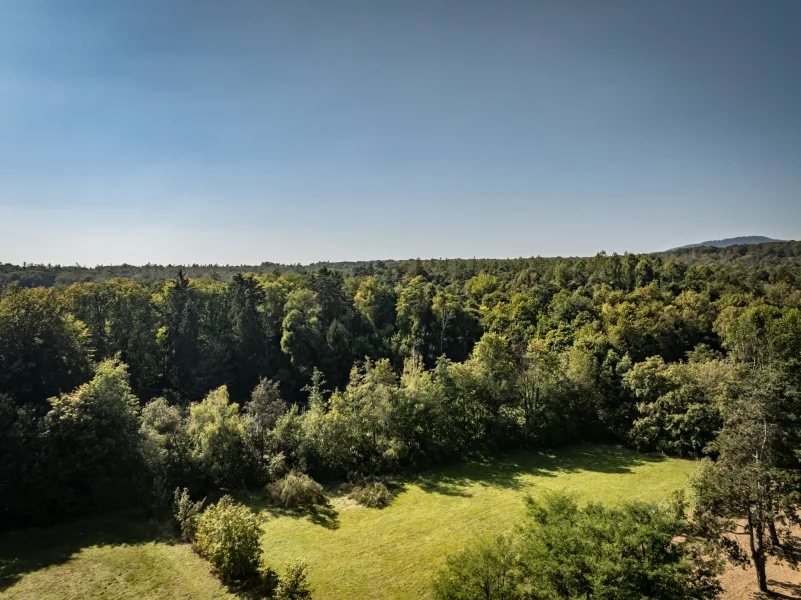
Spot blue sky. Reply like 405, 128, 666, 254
1, 1, 800, 265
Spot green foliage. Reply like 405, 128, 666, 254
259, 563, 281, 597
691, 367, 801, 593
162, 271, 203, 400
172, 487, 205, 541
624, 354, 732, 457
187, 386, 248, 488
227, 274, 269, 399
246, 378, 286, 433
193, 495, 263, 583
66, 279, 161, 398
0, 285, 93, 408
464, 273, 500, 302
348, 481, 394, 508
281, 288, 323, 372
395, 275, 434, 361
435, 492, 722, 600
39, 358, 143, 519
244, 378, 287, 486
1, 445, 697, 600
141, 397, 195, 515
4, 242, 801, 533
266, 472, 327, 508
434, 534, 519, 600
274, 562, 313, 600
354, 275, 396, 331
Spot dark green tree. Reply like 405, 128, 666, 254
692, 370, 801, 593
163, 271, 201, 400
227, 274, 268, 400
0, 285, 93, 409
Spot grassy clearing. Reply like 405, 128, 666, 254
0, 444, 698, 600
0, 515, 234, 600
255, 444, 698, 600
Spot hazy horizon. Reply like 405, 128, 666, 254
4, 235, 794, 269
2, 1, 800, 265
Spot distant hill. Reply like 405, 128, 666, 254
670, 236, 781, 250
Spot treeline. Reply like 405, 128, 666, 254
1, 246, 801, 551
3, 240, 801, 288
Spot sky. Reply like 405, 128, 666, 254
1, 0, 800, 266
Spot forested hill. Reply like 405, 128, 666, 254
669, 235, 781, 250
2, 240, 800, 288
3, 225, 801, 574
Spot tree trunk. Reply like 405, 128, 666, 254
769, 519, 781, 548
754, 551, 768, 593
748, 512, 769, 593
766, 492, 782, 549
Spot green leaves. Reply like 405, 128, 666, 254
193, 495, 263, 583
187, 386, 248, 488
435, 492, 722, 600
0, 285, 93, 408
281, 289, 323, 372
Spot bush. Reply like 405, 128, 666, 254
173, 487, 205, 541
274, 562, 313, 600
258, 562, 280, 597
193, 495, 263, 583
434, 535, 519, 600
266, 472, 326, 508
267, 451, 290, 481
434, 492, 722, 600
348, 481, 394, 508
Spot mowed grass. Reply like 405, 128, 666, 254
0, 516, 234, 600
255, 444, 698, 600
0, 444, 698, 600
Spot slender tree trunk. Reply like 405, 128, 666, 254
769, 518, 781, 548
753, 549, 768, 593
748, 511, 769, 593
766, 492, 782, 548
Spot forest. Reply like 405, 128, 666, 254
2, 241, 801, 598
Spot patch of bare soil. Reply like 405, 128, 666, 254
720, 526, 800, 599
721, 557, 801, 599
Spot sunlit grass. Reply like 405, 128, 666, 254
0, 515, 234, 600
0, 444, 698, 600
255, 443, 698, 600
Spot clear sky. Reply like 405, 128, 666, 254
1, 1, 800, 265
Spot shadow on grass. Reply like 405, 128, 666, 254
412, 443, 667, 498
0, 512, 262, 599
249, 496, 341, 530
0, 445, 667, 592
0, 511, 171, 592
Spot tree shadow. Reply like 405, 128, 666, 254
766, 576, 801, 598
251, 497, 340, 530
0, 511, 270, 600
0, 511, 171, 591
536, 444, 667, 475
751, 580, 801, 599
410, 443, 668, 499
414, 472, 476, 497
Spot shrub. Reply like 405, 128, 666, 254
348, 481, 394, 508
434, 492, 722, 600
274, 562, 313, 600
266, 472, 326, 508
267, 451, 290, 481
173, 487, 205, 541
187, 386, 249, 489
258, 562, 280, 597
434, 535, 519, 600
193, 495, 263, 583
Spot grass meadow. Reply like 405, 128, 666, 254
0, 444, 698, 600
